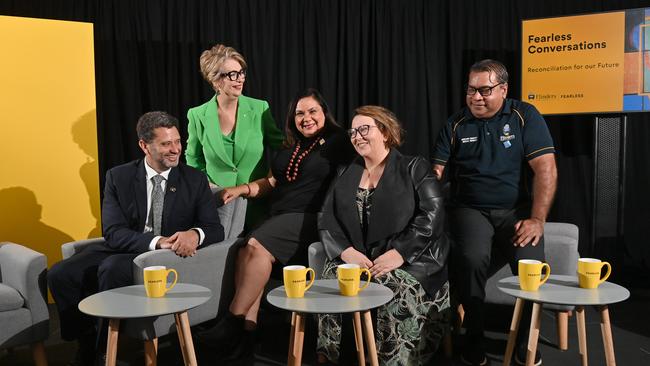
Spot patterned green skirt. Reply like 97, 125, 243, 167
317, 259, 450, 366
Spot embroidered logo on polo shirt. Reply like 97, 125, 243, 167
500, 123, 515, 142
500, 123, 515, 148
460, 136, 478, 143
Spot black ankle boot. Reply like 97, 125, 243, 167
220, 328, 256, 362
68, 336, 97, 366
196, 312, 245, 348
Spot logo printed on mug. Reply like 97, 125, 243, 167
143, 266, 178, 298
577, 258, 611, 289
518, 259, 550, 292
283, 265, 315, 298
337, 264, 371, 296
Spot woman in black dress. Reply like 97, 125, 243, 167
197, 88, 352, 360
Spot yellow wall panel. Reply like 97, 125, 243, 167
0, 16, 100, 270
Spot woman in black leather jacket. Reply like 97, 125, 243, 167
317, 105, 450, 366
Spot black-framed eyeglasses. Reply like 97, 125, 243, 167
466, 83, 503, 97
347, 125, 376, 139
220, 69, 247, 81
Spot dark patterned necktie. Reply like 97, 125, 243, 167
147, 174, 165, 235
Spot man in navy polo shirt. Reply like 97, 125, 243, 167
433, 59, 557, 366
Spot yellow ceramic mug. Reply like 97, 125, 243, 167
337, 264, 371, 296
518, 259, 551, 291
283, 265, 315, 298
577, 258, 611, 289
143, 266, 178, 298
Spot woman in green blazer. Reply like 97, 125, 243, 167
186, 44, 284, 225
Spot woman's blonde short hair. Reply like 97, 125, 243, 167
353, 105, 404, 148
199, 44, 247, 85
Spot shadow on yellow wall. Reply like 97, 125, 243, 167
72, 110, 101, 239
0, 187, 74, 265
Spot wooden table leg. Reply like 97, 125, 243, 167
288, 312, 305, 366
576, 306, 588, 366
361, 310, 379, 366
106, 319, 120, 366
599, 305, 616, 366
31, 341, 47, 366
144, 338, 158, 366
556, 311, 569, 351
525, 302, 542, 366
503, 298, 524, 366
288, 312, 297, 364
174, 314, 189, 365
352, 312, 366, 366
175, 312, 198, 366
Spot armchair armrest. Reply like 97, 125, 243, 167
0, 243, 49, 325
61, 238, 105, 260
543, 223, 580, 276
131, 238, 239, 322
307, 242, 325, 279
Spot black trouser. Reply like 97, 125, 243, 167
450, 206, 545, 341
48, 243, 137, 341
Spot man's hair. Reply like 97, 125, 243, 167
469, 59, 509, 84
136, 111, 179, 143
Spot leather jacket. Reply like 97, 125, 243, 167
318, 149, 449, 296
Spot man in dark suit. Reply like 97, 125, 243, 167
48, 111, 224, 365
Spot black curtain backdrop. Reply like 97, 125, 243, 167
1, 0, 649, 273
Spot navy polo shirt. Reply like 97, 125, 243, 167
433, 99, 554, 209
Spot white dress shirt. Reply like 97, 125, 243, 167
144, 160, 205, 250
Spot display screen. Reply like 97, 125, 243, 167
521, 7, 650, 114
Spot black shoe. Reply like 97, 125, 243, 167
195, 312, 248, 359
219, 329, 256, 362
460, 336, 487, 366
68, 338, 96, 366
196, 312, 245, 345
514, 343, 542, 366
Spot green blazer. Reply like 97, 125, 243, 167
185, 95, 284, 187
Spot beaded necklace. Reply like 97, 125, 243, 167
285, 137, 324, 182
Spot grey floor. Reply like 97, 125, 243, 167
2, 281, 649, 366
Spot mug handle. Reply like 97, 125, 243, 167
539, 263, 551, 285
304, 268, 316, 292
165, 269, 178, 293
359, 268, 372, 292
599, 262, 612, 284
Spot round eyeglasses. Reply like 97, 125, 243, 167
220, 69, 247, 81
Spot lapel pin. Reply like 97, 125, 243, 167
319, 138, 325, 145
169, 186, 176, 192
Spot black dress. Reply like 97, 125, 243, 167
249, 130, 352, 264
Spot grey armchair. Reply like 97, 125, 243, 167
60, 196, 247, 363
308, 222, 580, 352
0, 242, 49, 366
482, 222, 579, 350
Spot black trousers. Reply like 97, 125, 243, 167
450, 206, 545, 339
48, 243, 138, 341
